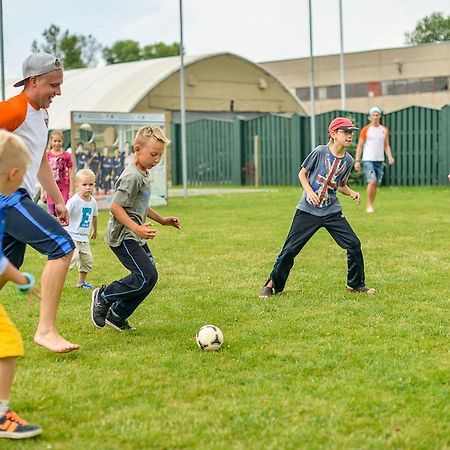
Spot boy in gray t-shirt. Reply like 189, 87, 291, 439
259, 117, 375, 298
90, 126, 180, 331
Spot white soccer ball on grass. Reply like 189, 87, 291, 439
196, 324, 224, 351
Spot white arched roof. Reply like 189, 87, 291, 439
5, 53, 303, 130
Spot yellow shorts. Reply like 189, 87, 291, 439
0, 304, 24, 358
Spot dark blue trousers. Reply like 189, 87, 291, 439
269, 209, 365, 293
101, 240, 158, 320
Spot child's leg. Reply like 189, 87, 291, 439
268, 210, 321, 293
324, 212, 366, 288
47, 201, 56, 217
76, 242, 94, 288
0, 358, 17, 409
0, 312, 42, 439
102, 240, 158, 319
60, 185, 70, 204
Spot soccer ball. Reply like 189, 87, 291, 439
196, 324, 224, 351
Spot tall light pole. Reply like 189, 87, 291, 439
339, 0, 346, 111
179, 0, 188, 197
0, 0, 5, 101
308, 0, 316, 150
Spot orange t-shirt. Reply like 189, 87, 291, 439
0, 92, 48, 195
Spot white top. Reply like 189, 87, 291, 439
65, 193, 98, 242
360, 124, 389, 162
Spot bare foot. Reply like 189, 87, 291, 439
34, 332, 80, 353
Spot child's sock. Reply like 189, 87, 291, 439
0, 400, 10, 416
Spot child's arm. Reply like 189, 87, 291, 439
338, 181, 360, 204
147, 207, 181, 229
299, 167, 320, 206
68, 166, 74, 197
110, 201, 157, 240
40, 185, 46, 203
91, 216, 97, 240
1, 260, 40, 300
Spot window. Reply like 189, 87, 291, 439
394, 80, 407, 95
435, 77, 448, 91
346, 83, 368, 97
421, 78, 434, 93
407, 79, 421, 94
381, 81, 395, 96
296, 87, 310, 101
326, 85, 341, 99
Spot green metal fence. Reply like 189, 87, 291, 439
171, 106, 450, 186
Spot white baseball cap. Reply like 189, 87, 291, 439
14, 52, 63, 87
369, 106, 383, 115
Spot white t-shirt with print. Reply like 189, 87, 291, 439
65, 193, 98, 242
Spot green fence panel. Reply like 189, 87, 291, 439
439, 105, 450, 184
384, 106, 440, 186
241, 114, 297, 186
171, 105, 449, 187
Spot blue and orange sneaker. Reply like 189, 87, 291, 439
0, 410, 42, 439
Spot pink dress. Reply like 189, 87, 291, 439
46, 151, 73, 216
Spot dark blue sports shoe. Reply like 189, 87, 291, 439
91, 285, 110, 328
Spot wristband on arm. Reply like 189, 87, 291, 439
15, 272, 35, 294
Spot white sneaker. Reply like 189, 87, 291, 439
366, 206, 375, 213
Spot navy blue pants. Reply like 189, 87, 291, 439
101, 240, 158, 320
268, 209, 365, 293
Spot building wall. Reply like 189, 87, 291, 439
260, 42, 450, 113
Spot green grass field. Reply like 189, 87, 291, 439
2, 186, 449, 450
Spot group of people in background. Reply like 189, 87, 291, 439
40, 132, 128, 213
74, 142, 126, 195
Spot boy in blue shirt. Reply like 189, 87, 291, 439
260, 117, 375, 298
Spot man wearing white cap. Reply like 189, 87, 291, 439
0, 53, 79, 353
354, 106, 395, 213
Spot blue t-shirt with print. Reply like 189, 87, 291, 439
297, 145, 354, 216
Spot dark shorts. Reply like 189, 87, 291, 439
2, 189, 75, 269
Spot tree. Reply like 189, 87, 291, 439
32, 24, 102, 69
405, 12, 450, 44
103, 40, 180, 64
142, 42, 180, 60
103, 40, 141, 64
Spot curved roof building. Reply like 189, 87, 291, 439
6, 52, 305, 130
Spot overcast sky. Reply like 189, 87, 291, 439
3, 0, 450, 79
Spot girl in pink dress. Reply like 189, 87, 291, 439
43, 131, 74, 216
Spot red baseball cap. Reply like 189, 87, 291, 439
328, 117, 360, 134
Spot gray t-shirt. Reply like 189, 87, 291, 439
106, 162, 151, 247
297, 145, 354, 217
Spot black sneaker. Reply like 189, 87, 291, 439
105, 310, 135, 332
0, 410, 42, 439
91, 285, 110, 328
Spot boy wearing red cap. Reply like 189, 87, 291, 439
259, 117, 375, 298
